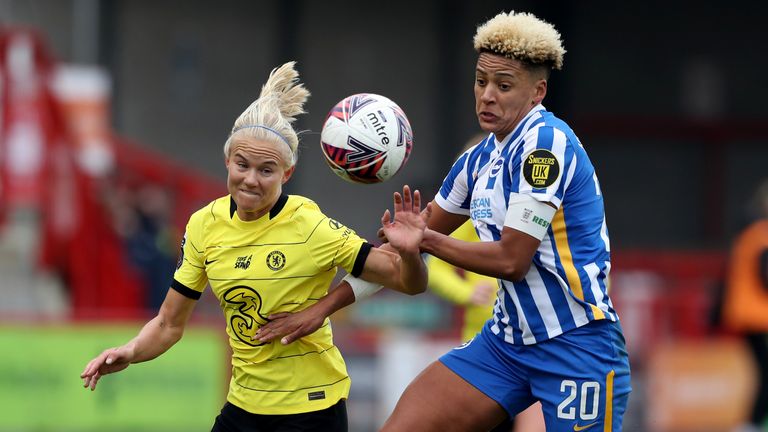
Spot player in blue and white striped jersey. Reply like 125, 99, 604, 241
255, 10, 631, 432
379, 11, 631, 432
438, 107, 616, 346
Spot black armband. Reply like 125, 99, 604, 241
171, 279, 202, 300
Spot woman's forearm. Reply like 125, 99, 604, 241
397, 250, 428, 295
421, 228, 533, 281
125, 313, 185, 364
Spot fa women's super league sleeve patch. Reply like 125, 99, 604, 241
176, 233, 186, 270
523, 149, 560, 188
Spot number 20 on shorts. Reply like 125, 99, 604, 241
557, 380, 601, 421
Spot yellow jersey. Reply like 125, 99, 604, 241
427, 220, 496, 342
172, 194, 371, 414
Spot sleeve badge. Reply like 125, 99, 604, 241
523, 149, 560, 188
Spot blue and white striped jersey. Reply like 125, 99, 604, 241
435, 105, 617, 345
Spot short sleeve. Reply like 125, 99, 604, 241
306, 215, 369, 276
435, 151, 473, 215
512, 126, 575, 208
172, 212, 208, 299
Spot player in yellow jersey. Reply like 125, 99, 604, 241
429, 219, 496, 342
80, 62, 429, 432
427, 135, 497, 344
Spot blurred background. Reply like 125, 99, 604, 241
0, 0, 767, 431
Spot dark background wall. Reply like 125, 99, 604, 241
4, 0, 767, 247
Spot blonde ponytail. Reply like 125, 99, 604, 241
223, 61, 310, 166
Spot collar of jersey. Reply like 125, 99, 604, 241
229, 194, 289, 224
492, 104, 545, 151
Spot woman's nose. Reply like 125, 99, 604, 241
480, 86, 496, 103
243, 169, 260, 186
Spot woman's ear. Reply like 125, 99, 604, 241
282, 165, 296, 184
533, 79, 548, 105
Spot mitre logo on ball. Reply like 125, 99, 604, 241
320, 93, 413, 184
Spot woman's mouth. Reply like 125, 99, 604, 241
239, 189, 260, 197
478, 112, 497, 122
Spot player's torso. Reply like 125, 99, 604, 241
467, 116, 615, 344
197, 196, 353, 413
200, 205, 339, 353
469, 124, 608, 268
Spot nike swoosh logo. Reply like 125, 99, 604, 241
573, 422, 597, 431
205, 259, 217, 265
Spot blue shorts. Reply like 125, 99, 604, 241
440, 319, 631, 432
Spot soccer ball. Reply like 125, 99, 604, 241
320, 93, 413, 184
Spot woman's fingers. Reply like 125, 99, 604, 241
412, 189, 421, 214
401, 185, 411, 211
392, 191, 403, 214
381, 209, 391, 227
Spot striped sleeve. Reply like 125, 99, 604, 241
512, 126, 575, 208
435, 152, 471, 215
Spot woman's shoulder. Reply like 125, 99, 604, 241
285, 194, 322, 215
187, 195, 232, 225
284, 195, 334, 229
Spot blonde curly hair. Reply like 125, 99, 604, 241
223, 61, 310, 167
473, 11, 565, 70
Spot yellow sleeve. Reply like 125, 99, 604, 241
303, 204, 368, 276
427, 221, 484, 305
427, 254, 474, 305
171, 209, 208, 299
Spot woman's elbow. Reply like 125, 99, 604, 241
499, 261, 531, 282
160, 323, 185, 347
171, 326, 186, 343
389, 282, 426, 296
407, 283, 427, 296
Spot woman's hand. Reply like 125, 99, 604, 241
254, 308, 326, 345
380, 185, 431, 255
80, 345, 134, 391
